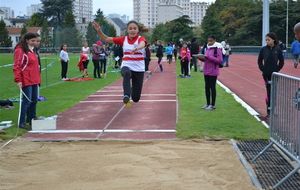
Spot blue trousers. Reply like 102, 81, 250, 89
19, 85, 38, 127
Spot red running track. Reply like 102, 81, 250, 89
25, 60, 177, 141
218, 54, 299, 116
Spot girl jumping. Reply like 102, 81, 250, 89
93, 20, 147, 105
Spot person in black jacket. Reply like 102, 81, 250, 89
113, 44, 123, 69
145, 43, 151, 72
190, 38, 199, 72
156, 40, 164, 72
258, 32, 284, 116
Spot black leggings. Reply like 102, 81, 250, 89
204, 75, 217, 106
100, 59, 107, 73
263, 74, 272, 115
157, 56, 163, 65
145, 58, 150, 71
181, 59, 190, 76
92, 59, 100, 78
61, 60, 68, 78
121, 66, 144, 102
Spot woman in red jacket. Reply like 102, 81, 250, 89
13, 33, 41, 129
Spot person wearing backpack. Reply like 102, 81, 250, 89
198, 35, 223, 111
258, 32, 284, 117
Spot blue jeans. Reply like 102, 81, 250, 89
223, 55, 229, 66
19, 85, 38, 127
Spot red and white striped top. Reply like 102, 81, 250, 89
113, 35, 146, 72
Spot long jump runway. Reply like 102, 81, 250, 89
218, 54, 299, 116
25, 61, 177, 141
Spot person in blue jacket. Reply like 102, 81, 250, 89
291, 40, 300, 68
165, 43, 173, 64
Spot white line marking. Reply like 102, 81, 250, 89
80, 100, 176, 103
104, 129, 176, 133
29, 129, 176, 134
29, 130, 104, 134
217, 80, 269, 129
96, 105, 126, 138
104, 86, 122, 89
89, 94, 176, 97
97, 90, 123, 92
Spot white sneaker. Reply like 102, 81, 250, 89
205, 105, 216, 111
201, 105, 209, 109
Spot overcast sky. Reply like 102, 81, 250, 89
0, 0, 215, 19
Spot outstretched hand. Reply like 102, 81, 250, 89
92, 21, 101, 31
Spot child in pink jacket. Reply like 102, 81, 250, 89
180, 42, 191, 78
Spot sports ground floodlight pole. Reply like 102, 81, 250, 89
262, 0, 270, 46
285, 0, 289, 47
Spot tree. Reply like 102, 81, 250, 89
27, 13, 45, 26
0, 20, 12, 47
151, 16, 194, 44
41, 0, 73, 27
94, 9, 116, 37
200, 0, 300, 46
21, 25, 27, 37
54, 11, 81, 47
166, 15, 194, 43
87, 8, 116, 44
40, 21, 52, 47
86, 22, 98, 46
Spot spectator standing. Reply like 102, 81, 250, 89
258, 32, 284, 116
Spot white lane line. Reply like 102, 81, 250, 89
104, 129, 176, 133
80, 100, 176, 103
217, 80, 269, 129
89, 94, 176, 97
29, 129, 176, 134
97, 90, 123, 92
29, 130, 104, 134
104, 86, 122, 89
96, 105, 126, 138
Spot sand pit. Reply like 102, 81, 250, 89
0, 139, 255, 190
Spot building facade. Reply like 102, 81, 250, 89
108, 14, 130, 24
190, 2, 208, 26
157, 4, 183, 24
73, 0, 93, 35
6, 27, 53, 47
0, 7, 14, 19
26, 4, 43, 17
133, 0, 208, 28
0, 9, 5, 20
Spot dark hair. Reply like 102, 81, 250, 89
15, 32, 38, 53
266, 32, 278, 45
60, 44, 67, 50
127, 20, 148, 33
207, 35, 216, 40
191, 38, 197, 43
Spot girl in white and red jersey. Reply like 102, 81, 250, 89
93, 20, 147, 105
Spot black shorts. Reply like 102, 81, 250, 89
83, 60, 89, 69
167, 55, 172, 60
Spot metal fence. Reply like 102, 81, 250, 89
231, 46, 293, 59
252, 72, 300, 189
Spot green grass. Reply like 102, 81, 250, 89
0, 53, 120, 140
176, 63, 269, 140
0, 53, 268, 141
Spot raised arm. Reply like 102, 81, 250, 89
92, 21, 114, 44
